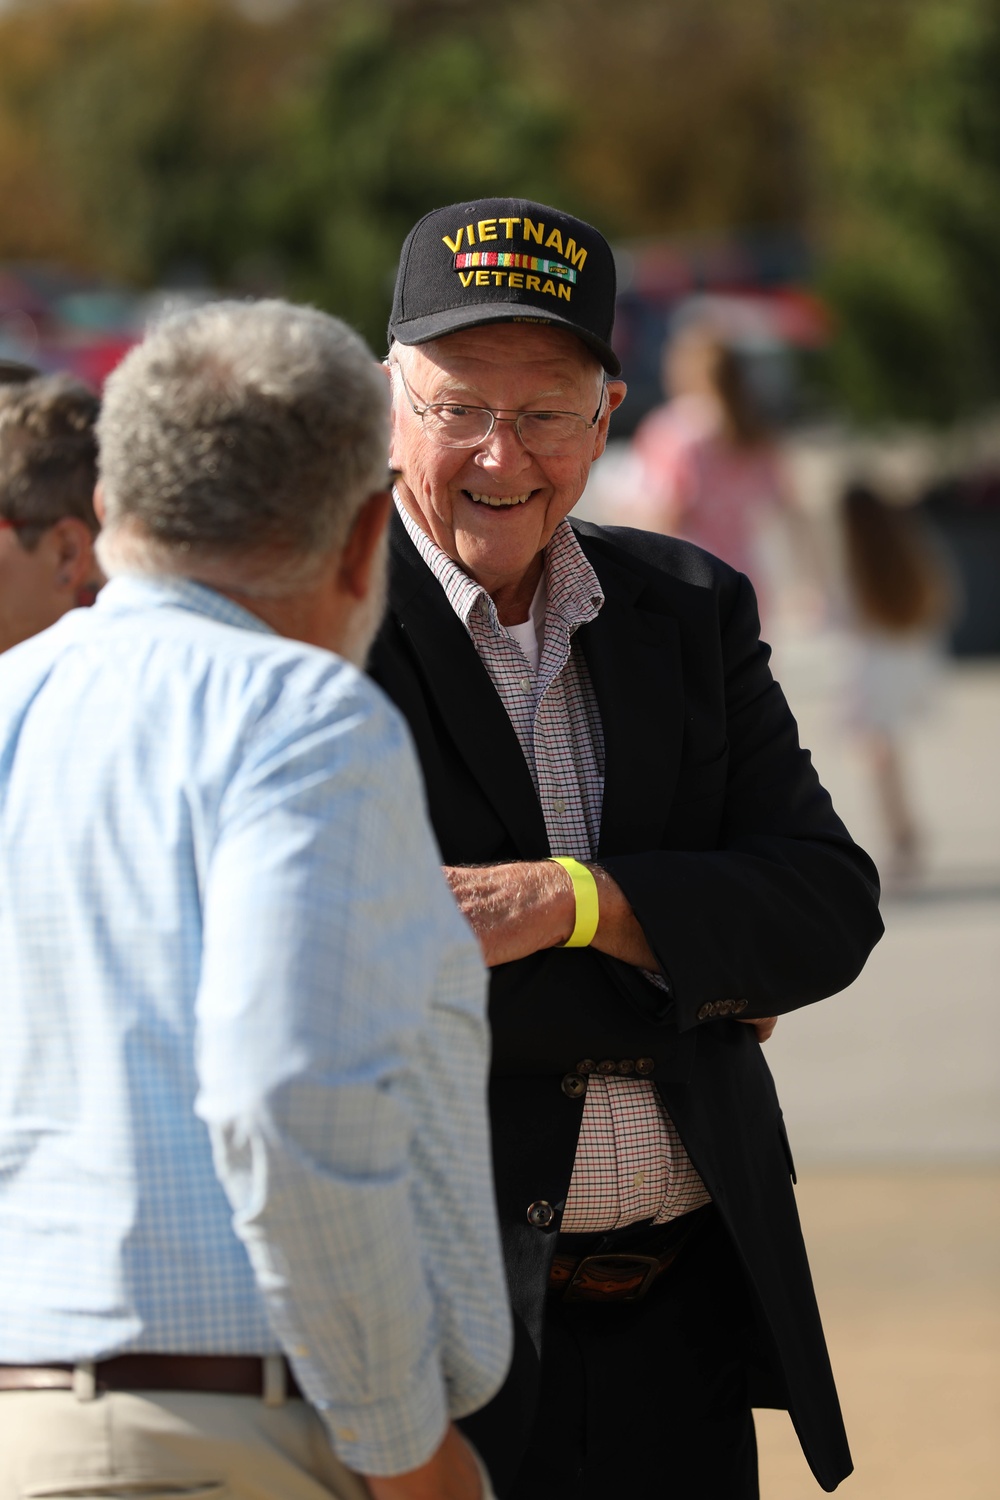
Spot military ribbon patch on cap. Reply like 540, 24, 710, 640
454, 251, 578, 284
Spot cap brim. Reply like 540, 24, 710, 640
390, 302, 622, 378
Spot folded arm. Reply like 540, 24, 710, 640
446, 568, 880, 1038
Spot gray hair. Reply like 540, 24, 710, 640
97, 300, 389, 595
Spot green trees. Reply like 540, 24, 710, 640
255, 4, 567, 348
3, 0, 1000, 420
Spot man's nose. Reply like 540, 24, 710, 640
473, 417, 532, 470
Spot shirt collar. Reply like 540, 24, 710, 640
94, 573, 277, 636
394, 493, 604, 634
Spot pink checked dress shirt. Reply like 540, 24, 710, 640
397, 499, 711, 1232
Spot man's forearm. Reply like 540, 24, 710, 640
365, 1425, 491, 1500
443, 860, 659, 971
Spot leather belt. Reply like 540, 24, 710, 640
549, 1204, 711, 1303
0, 1354, 303, 1399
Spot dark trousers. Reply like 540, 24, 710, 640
509, 1208, 759, 1500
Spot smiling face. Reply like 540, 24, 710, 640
389, 323, 625, 620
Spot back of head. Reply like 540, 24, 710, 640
97, 300, 389, 596
841, 481, 950, 633
0, 375, 100, 549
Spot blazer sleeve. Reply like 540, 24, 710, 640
598, 565, 884, 1032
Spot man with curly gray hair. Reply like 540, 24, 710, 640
0, 300, 509, 1500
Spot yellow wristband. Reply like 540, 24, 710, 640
549, 857, 600, 948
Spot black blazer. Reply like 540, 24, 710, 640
369, 512, 883, 1494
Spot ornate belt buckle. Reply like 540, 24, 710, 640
562, 1251, 661, 1302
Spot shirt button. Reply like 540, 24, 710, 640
633, 1170, 646, 1188
552, 796, 566, 815
519, 676, 532, 693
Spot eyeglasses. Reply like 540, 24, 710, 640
396, 368, 605, 456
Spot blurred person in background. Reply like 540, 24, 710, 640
371, 196, 884, 1500
0, 373, 102, 653
0, 300, 509, 1500
839, 480, 956, 885
627, 322, 816, 625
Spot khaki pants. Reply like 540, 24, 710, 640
0, 1388, 497, 1500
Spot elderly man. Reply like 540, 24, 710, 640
0, 373, 102, 653
0, 302, 509, 1500
368, 198, 884, 1500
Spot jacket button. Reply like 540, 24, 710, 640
635, 1057, 655, 1076
597, 1059, 617, 1075
697, 1002, 713, 1021
618, 1059, 635, 1075
575, 1059, 596, 1075
718, 999, 734, 1016
733, 999, 748, 1014
526, 1200, 555, 1229
561, 1073, 586, 1099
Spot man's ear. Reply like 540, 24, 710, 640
93, 482, 106, 525
593, 379, 627, 461
48, 516, 97, 591
338, 489, 392, 600
605, 379, 628, 415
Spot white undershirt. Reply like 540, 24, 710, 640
503, 573, 547, 674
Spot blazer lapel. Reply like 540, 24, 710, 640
387, 514, 550, 857
574, 528, 685, 857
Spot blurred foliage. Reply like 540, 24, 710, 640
254, 3, 569, 348
2, 0, 1000, 419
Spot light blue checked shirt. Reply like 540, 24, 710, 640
0, 575, 511, 1474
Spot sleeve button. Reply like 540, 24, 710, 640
575, 1059, 596, 1075
618, 1059, 635, 1075
527, 1200, 555, 1229
597, 1059, 617, 1075
635, 1057, 655, 1076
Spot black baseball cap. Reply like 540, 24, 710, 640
389, 197, 621, 376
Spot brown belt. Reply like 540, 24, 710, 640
0, 1354, 303, 1399
549, 1205, 711, 1303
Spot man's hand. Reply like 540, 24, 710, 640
443, 860, 660, 971
739, 1015, 778, 1043
365, 1424, 488, 1500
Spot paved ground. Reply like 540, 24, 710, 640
754, 1169, 1000, 1500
